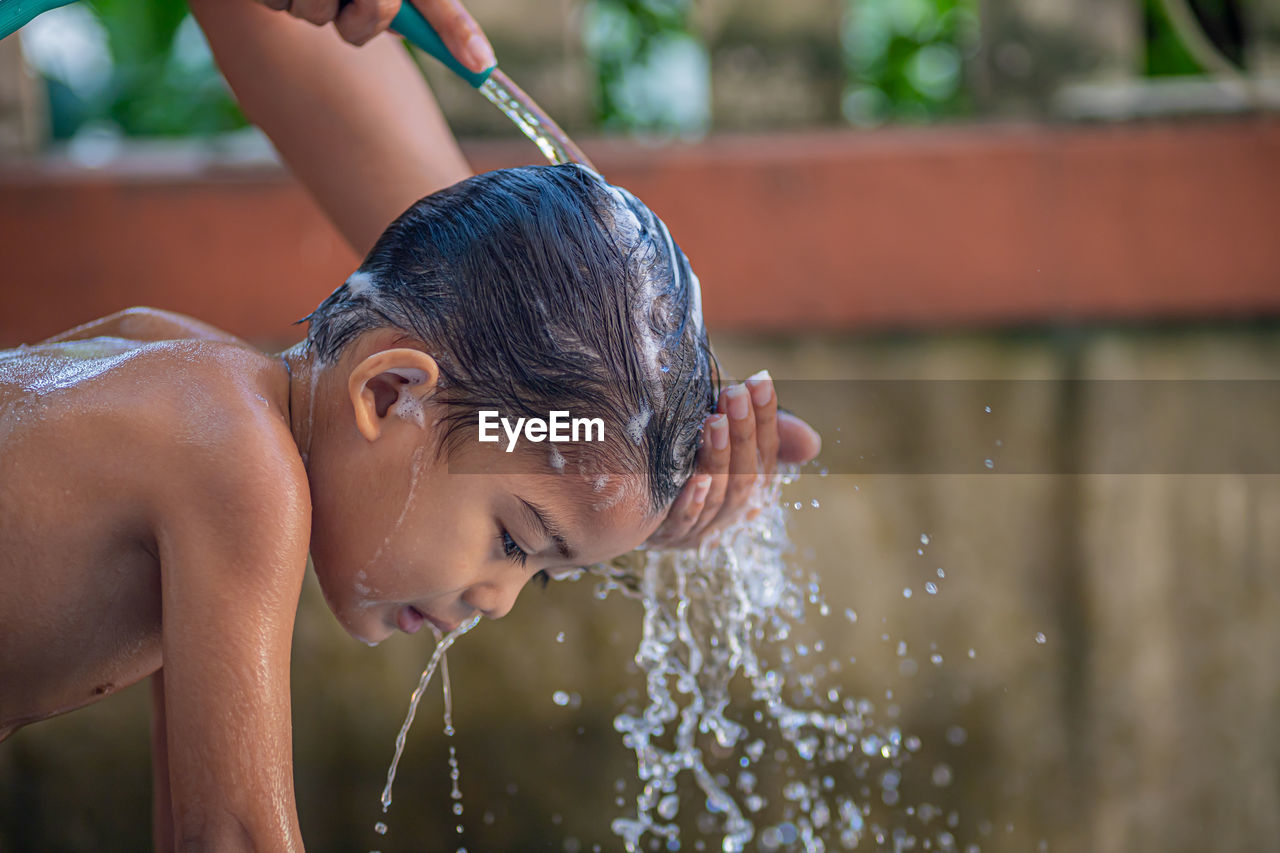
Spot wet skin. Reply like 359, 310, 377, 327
0, 308, 661, 851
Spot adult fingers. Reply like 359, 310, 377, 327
335, 0, 400, 45
289, 0, 339, 26
410, 0, 495, 73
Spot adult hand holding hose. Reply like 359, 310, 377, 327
257, 0, 496, 68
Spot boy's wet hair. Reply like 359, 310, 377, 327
305, 164, 718, 512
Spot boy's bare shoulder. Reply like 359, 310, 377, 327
137, 341, 311, 545
130, 340, 313, 584
38, 306, 252, 347
3, 336, 310, 553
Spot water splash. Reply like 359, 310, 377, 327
379, 614, 482, 814
597, 465, 924, 852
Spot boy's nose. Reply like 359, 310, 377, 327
463, 578, 523, 620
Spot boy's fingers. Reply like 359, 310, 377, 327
689, 414, 730, 537
699, 383, 758, 533
335, 0, 399, 44
648, 474, 710, 546
777, 410, 822, 463
290, 0, 339, 25
746, 370, 778, 477
411, 0, 496, 72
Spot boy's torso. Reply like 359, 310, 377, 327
0, 331, 302, 737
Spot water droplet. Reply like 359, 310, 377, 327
968, 648, 977, 658
931, 653, 944, 665
937, 567, 946, 578
374, 821, 388, 835
946, 725, 968, 746
453, 803, 463, 815
1035, 632, 1047, 644
925, 582, 938, 595
555, 631, 565, 643
984, 405, 991, 413
903, 587, 912, 599
810, 499, 820, 508
553, 690, 570, 706
920, 533, 930, 545
932, 763, 954, 787
657, 794, 680, 819
844, 608, 858, 623
984, 458, 994, 469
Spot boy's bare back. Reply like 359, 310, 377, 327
0, 308, 310, 847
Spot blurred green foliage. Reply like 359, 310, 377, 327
89, 0, 244, 135
581, 0, 707, 134
38, 0, 245, 139
1145, 0, 1205, 74
1143, 0, 1246, 76
27, 0, 1252, 141
841, 0, 978, 126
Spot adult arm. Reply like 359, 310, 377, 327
188, 0, 472, 256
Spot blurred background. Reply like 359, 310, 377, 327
1, 0, 1279, 851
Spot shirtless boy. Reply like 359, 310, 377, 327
0, 162, 800, 848
1, 2, 819, 848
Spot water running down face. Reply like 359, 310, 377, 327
304, 333, 664, 645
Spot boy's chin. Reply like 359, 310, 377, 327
335, 609, 394, 647
310, 558, 393, 645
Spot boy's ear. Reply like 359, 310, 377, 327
348, 348, 441, 442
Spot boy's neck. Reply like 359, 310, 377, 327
278, 342, 322, 466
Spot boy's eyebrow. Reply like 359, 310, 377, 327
519, 497, 576, 561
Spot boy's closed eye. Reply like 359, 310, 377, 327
499, 526, 529, 567
498, 525, 553, 588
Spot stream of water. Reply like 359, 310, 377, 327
478, 70, 598, 172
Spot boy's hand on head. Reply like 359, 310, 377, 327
256, 0, 496, 69
646, 372, 821, 550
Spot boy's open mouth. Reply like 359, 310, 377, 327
397, 605, 457, 635
396, 605, 426, 634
